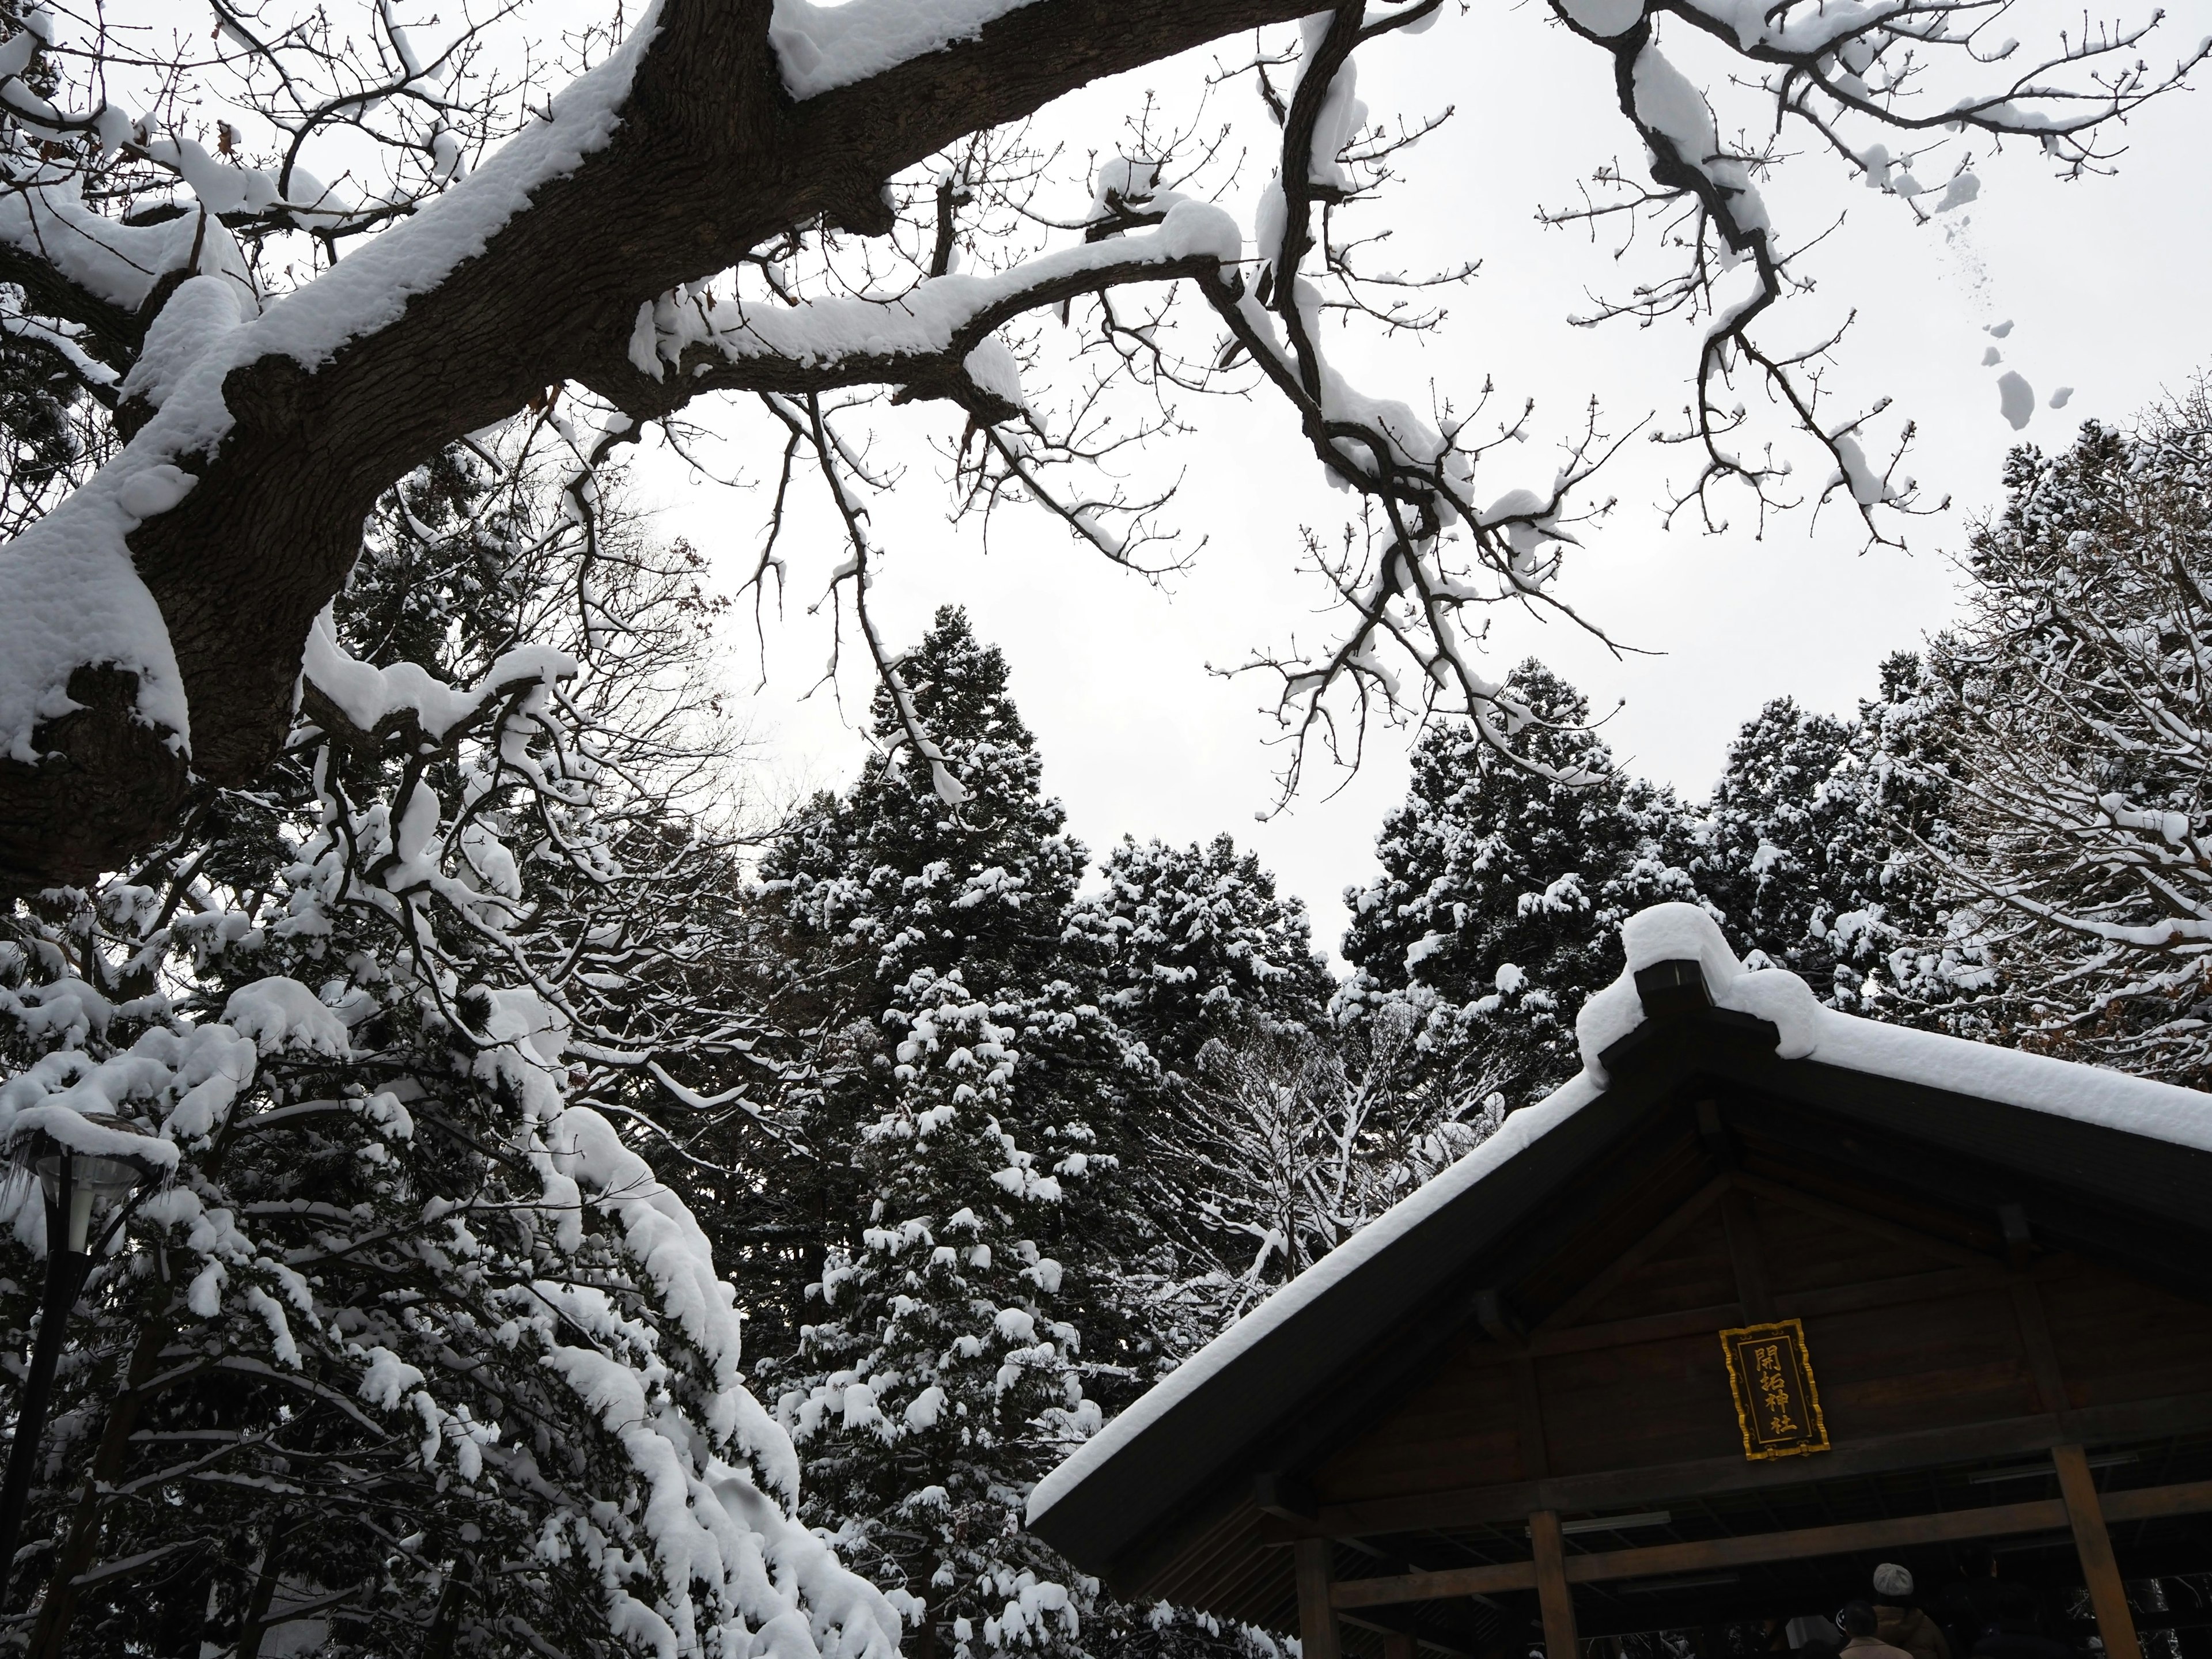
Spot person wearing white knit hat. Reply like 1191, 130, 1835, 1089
1873, 1563, 1954, 1659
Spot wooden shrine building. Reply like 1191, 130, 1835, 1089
1028, 906, 2212, 1659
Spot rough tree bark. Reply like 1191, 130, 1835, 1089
0, 0, 1310, 897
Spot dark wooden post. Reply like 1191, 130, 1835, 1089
1529, 1510, 1578, 1658
2052, 1444, 2141, 1659
1382, 1633, 1419, 1659
1294, 1538, 1342, 1659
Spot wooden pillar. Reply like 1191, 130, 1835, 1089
1294, 1538, 1342, 1659
1382, 1633, 1419, 1659
1528, 1510, 1579, 1659
2052, 1444, 2141, 1659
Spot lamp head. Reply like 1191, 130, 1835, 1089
16, 1116, 164, 1255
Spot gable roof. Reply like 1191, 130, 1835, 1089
1025, 903, 2212, 1588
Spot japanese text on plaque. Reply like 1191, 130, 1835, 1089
1718, 1318, 1830, 1460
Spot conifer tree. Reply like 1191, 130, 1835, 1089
1843, 652, 1994, 1027
1695, 695, 1864, 994
1339, 661, 1701, 1115
758, 609, 1146, 1659
1070, 834, 1334, 1081
1691, 661, 1980, 1021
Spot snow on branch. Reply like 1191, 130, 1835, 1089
0, 0, 2198, 899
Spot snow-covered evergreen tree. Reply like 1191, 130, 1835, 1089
1069, 834, 1334, 1082
1839, 652, 1996, 1028
1066, 835, 1475, 1327
0, 433, 901, 1657
1685, 656, 1986, 1023
1695, 694, 1870, 996
1339, 662, 1702, 1115
757, 609, 1149, 1659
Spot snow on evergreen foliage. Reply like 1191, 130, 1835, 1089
1923, 390, 2212, 1082
1338, 661, 1704, 1114
757, 608, 1149, 1659
0, 434, 903, 1658
764, 608, 1086, 1000
1070, 834, 1454, 1327
1695, 694, 1862, 991
16, 367, 2211, 1659
1070, 833, 1334, 1081
753, 612, 1301, 1659
1688, 678, 1960, 1011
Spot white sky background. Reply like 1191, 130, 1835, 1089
610, 3, 2212, 962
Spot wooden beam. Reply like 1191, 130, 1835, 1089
1566, 1501, 2068, 1586
1465, 1265, 2011, 1369
2101, 1476, 2212, 1521
1263, 1389, 2212, 1544
1342, 1615, 1472, 1659
1541, 1177, 1729, 1332
1333, 1560, 1537, 1605
1731, 1172, 1988, 1270
1529, 1511, 1579, 1658
1512, 1355, 1550, 1482
1335, 1498, 2059, 1607
1327, 1474, 2212, 1609
1778, 1264, 2009, 1321
1257, 1473, 1320, 1522
1296, 1539, 1342, 1659
2008, 1276, 2070, 1418
1512, 1302, 1747, 1359
2053, 1445, 2142, 1659
1720, 1189, 1775, 1321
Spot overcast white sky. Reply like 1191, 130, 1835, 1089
623, 3, 2212, 963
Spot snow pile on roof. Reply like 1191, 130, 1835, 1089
1575, 902, 1823, 1075
1031, 900, 2212, 1527
1579, 903, 2212, 1154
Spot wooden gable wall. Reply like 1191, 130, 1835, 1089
1309, 1154, 2212, 1513
1114, 1077, 2212, 1642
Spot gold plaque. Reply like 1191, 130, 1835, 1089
1719, 1318, 1830, 1461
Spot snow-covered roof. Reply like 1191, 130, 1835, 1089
1576, 904, 2212, 1154
1027, 902, 2212, 1569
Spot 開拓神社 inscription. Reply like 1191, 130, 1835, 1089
1719, 1317, 1830, 1460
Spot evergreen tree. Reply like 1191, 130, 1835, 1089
1695, 695, 1864, 994
0, 5, 112, 543
1069, 833, 1334, 1081
1069, 834, 1424, 1343
757, 610, 1148, 1659
1339, 661, 1702, 1114
1689, 658, 1983, 1023
1844, 652, 1995, 1027
765, 609, 1086, 999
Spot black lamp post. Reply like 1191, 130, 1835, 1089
0, 1118, 162, 1609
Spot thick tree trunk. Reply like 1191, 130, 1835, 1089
0, 0, 1310, 897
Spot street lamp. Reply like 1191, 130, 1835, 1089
0, 1117, 164, 1610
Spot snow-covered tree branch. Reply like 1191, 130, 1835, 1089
1920, 388, 2212, 1082
0, 0, 2198, 904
